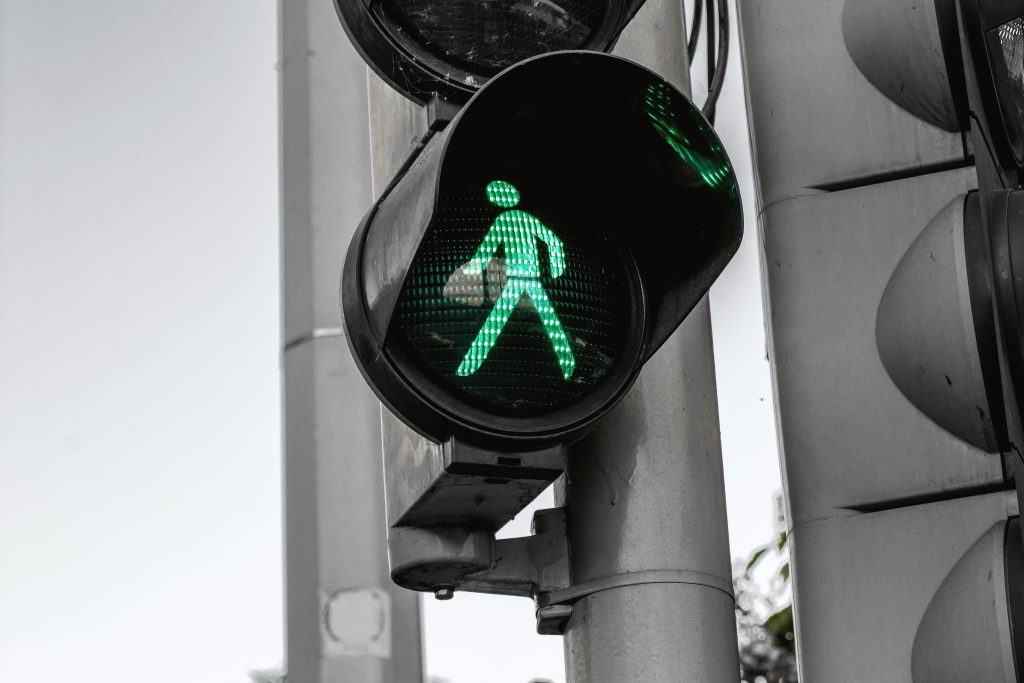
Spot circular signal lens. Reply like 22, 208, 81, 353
988, 15, 1024, 164
379, 0, 608, 77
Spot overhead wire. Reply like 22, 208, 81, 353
687, 0, 703, 63
704, 0, 716, 117
699, 0, 730, 124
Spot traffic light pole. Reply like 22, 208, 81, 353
280, 0, 423, 680
557, 1, 740, 680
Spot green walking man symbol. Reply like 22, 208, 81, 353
455, 180, 576, 380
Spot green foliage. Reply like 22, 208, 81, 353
735, 521, 797, 682
745, 545, 769, 572
763, 605, 794, 649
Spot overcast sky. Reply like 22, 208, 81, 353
0, 1, 778, 681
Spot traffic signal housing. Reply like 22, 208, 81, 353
342, 51, 741, 455
844, 0, 1024, 455
739, 0, 1024, 678
332, 0, 653, 103
912, 517, 1024, 681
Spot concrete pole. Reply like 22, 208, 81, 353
279, 0, 423, 680
559, 1, 740, 680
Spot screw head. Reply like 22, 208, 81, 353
434, 587, 455, 600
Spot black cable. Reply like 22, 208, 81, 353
687, 0, 703, 63
704, 0, 716, 119
701, 0, 729, 124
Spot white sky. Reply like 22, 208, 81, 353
0, 1, 779, 682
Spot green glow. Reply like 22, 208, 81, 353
643, 83, 730, 188
455, 181, 576, 380
485, 179, 520, 208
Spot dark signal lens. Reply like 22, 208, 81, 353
379, 0, 608, 77
988, 14, 1024, 164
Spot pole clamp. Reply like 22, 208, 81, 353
537, 568, 734, 609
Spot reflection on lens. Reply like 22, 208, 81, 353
380, 0, 607, 77
990, 15, 1024, 160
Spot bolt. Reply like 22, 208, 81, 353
434, 586, 455, 601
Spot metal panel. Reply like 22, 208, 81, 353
789, 491, 1017, 682
876, 194, 1002, 453
381, 431, 564, 529
761, 167, 1004, 527
911, 520, 1017, 682
736, 0, 965, 207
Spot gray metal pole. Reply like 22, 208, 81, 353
559, 1, 740, 679
280, 0, 423, 680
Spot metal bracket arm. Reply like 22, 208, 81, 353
387, 507, 570, 600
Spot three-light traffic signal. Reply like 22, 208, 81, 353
848, 0, 1024, 460
739, 0, 1024, 678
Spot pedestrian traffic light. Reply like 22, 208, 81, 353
332, 0, 651, 103
342, 50, 741, 452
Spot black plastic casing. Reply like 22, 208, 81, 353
957, 0, 1024, 172
332, 0, 647, 104
341, 51, 742, 450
